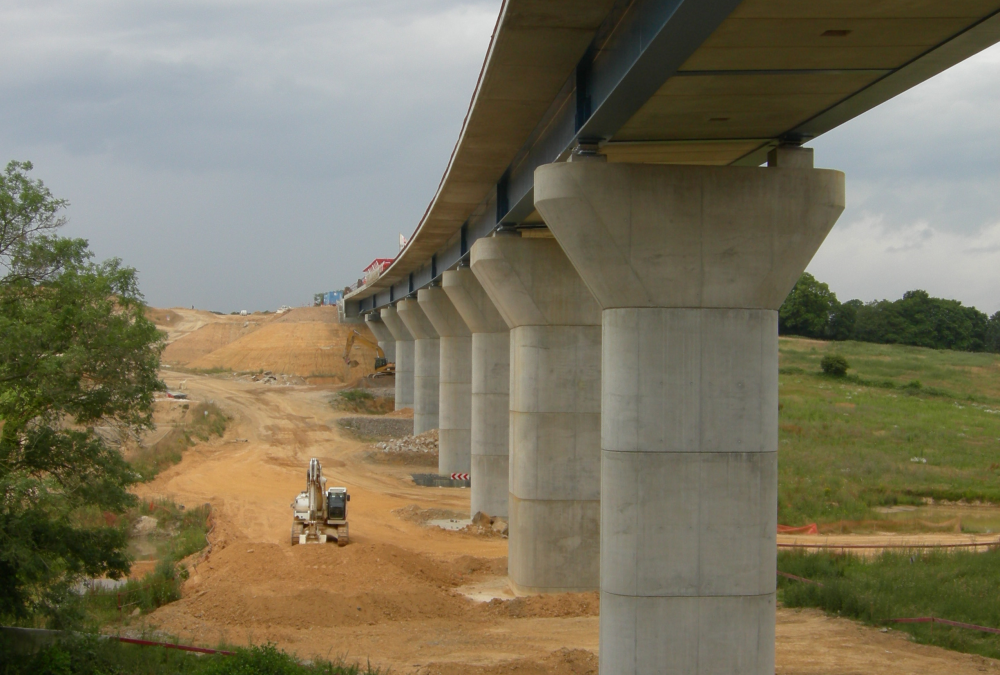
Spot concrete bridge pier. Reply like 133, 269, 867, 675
419, 286, 473, 476
534, 148, 846, 675
396, 298, 440, 435
364, 312, 396, 363
472, 235, 602, 594
443, 267, 510, 517
379, 305, 413, 412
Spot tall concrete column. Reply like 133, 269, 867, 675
379, 305, 414, 412
472, 235, 602, 594
364, 312, 396, 363
535, 148, 845, 675
443, 268, 510, 517
397, 298, 440, 434
418, 287, 472, 475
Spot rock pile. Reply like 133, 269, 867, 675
372, 429, 439, 456
467, 511, 508, 537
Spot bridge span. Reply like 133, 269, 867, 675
344, 2, 1000, 673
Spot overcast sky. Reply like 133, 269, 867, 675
2, 1, 998, 315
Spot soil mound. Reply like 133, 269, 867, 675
187, 321, 377, 378
271, 305, 341, 324
421, 648, 598, 675
144, 307, 182, 326
163, 322, 261, 365
484, 592, 599, 619
179, 542, 479, 630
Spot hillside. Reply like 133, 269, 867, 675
149, 306, 380, 382
778, 337, 1000, 525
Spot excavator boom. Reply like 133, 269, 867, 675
342, 329, 394, 376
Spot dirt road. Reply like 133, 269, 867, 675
140, 371, 1000, 674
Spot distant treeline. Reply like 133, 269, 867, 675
779, 273, 1000, 353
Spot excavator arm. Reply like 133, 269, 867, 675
343, 329, 388, 368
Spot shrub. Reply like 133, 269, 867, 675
820, 354, 849, 376
333, 390, 394, 415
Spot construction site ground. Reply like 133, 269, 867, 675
131, 371, 999, 675
136, 308, 1000, 674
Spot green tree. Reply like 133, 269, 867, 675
0, 160, 163, 623
987, 311, 1000, 353
779, 273, 839, 339
854, 290, 989, 352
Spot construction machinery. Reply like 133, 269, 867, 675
290, 458, 350, 546
343, 329, 394, 377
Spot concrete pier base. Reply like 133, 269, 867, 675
472, 235, 602, 593
380, 306, 413, 411
535, 150, 845, 674
419, 287, 472, 476
397, 298, 439, 434
444, 268, 510, 517
364, 313, 396, 363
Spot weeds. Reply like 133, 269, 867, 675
332, 390, 394, 415
778, 548, 1000, 660
129, 403, 228, 481
74, 500, 211, 627
0, 636, 383, 675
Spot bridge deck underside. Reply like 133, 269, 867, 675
347, 0, 1000, 308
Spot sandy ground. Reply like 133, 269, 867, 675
153, 306, 379, 382
135, 370, 1000, 674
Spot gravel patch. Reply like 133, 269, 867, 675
337, 416, 413, 439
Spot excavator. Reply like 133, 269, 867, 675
290, 458, 350, 546
343, 329, 394, 377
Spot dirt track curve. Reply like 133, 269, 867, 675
138, 371, 1000, 674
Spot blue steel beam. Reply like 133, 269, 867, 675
348, 1, 1000, 316
349, 0, 739, 315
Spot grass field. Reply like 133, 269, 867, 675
778, 548, 1000, 660
777, 338, 1000, 525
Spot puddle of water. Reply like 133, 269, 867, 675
428, 518, 472, 531
456, 577, 516, 603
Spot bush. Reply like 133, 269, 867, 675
0, 636, 382, 675
332, 390, 394, 415
820, 354, 850, 376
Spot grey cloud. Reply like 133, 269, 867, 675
812, 47, 1000, 236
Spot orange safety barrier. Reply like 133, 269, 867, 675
778, 523, 818, 535
777, 538, 1000, 550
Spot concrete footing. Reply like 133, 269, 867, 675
364, 312, 396, 363
396, 298, 439, 434
419, 287, 472, 475
443, 268, 510, 517
472, 235, 602, 593
535, 151, 845, 674
379, 305, 413, 411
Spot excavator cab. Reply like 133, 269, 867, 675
326, 488, 349, 521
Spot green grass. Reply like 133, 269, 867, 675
73, 500, 211, 628
129, 403, 228, 481
332, 389, 394, 415
778, 548, 1000, 660
777, 338, 1000, 525
0, 638, 382, 675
